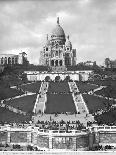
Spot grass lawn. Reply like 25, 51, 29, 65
95, 108, 116, 125
76, 82, 99, 93
0, 86, 24, 100
82, 94, 116, 114
48, 82, 70, 93
95, 87, 116, 99
20, 81, 41, 93
5, 94, 37, 113
0, 107, 31, 123
88, 79, 116, 87
45, 94, 76, 113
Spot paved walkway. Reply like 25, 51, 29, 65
33, 113, 94, 127
0, 100, 26, 115
68, 82, 89, 114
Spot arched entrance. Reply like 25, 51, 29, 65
4, 57, 7, 64
65, 75, 70, 82
8, 57, 11, 65
55, 76, 60, 82
45, 76, 51, 82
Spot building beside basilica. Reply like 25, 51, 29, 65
0, 52, 28, 66
39, 17, 76, 71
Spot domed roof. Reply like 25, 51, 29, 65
51, 17, 65, 37
65, 35, 72, 47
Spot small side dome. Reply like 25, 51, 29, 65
65, 35, 72, 47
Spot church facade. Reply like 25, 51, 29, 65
39, 17, 76, 71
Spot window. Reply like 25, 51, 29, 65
46, 47, 48, 51
56, 51, 58, 56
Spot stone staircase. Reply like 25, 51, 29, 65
33, 82, 49, 114
68, 82, 89, 114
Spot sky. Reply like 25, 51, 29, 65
0, 0, 116, 65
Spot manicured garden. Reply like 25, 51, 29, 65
45, 94, 76, 113
82, 94, 116, 114
0, 107, 31, 123
95, 87, 116, 99
5, 94, 37, 113
20, 81, 41, 93
88, 79, 116, 87
0, 86, 24, 100
76, 82, 99, 93
48, 81, 70, 93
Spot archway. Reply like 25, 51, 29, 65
55, 60, 58, 66
12, 57, 15, 65
59, 60, 62, 66
8, 57, 11, 64
55, 76, 60, 82
45, 76, 51, 82
65, 75, 70, 82
1, 57, 4, 64
51, 60, 54, 66
4, 57, 7, 64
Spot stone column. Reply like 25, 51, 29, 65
7, 132, 11, 143
49, 130, 53, 149
73, 137, 77, 151
27, 132, 32, 144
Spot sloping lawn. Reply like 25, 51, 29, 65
48, 82, 70, 93
0, 107, 31, 123
88, 80, 116, 87
95, 108, 116, 125
76, 82, 99, 93
5, 94, 37, 113
0, 86, 24, 100
20, 81, 41, 93
95, 87, 116, 99
83, 94, 116, 114
45, 94, 76, 113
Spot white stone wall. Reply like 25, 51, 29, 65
25, 71, 92, 82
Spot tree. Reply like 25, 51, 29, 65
105, 58, 111, 68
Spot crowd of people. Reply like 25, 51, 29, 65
36, 119, 86, 131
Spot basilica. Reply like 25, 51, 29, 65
39, 17, 76, 71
